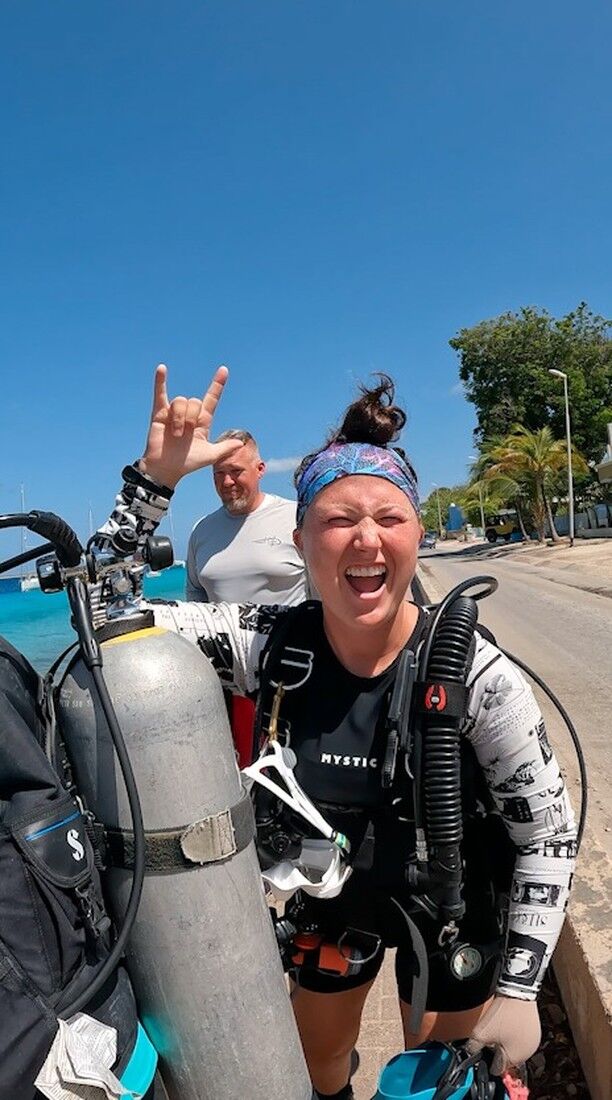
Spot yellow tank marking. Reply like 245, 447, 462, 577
102, 626, 167, 647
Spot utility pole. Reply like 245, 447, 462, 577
432, 483, 443, 538
549, 369, 575, 546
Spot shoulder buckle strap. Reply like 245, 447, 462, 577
381, 647, 418, 788
254, 600, 320, 747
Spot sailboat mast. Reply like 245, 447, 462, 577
20, 485, 26, 572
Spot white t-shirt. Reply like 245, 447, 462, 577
186, 493, 307, 606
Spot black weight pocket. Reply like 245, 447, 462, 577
0, 939, 58, 1100
8, 795, 99, 997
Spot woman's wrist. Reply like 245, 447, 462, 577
123, 460, 176, 497
136, 458, 180, 492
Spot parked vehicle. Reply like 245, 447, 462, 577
420, 531, 437, 549
484, 509, 522, 543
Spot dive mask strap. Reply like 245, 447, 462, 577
243, 741, 351, 855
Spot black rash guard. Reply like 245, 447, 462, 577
255, 601, 428, 811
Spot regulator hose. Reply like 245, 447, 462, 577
423, 597, 477, 848
416, 591, 481, 926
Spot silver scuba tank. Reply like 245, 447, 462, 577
57, 621, 312, 1100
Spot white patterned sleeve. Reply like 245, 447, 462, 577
465, 634, 577, 1001
95, 464, 173, 556
94, 468, 287, 694
143, 600, 286, 696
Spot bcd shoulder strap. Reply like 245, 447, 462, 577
253, 600, 321, 750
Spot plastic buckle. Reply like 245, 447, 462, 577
336, 928, 382, 969
76, 883, 111, 938
437, 921, 460, 948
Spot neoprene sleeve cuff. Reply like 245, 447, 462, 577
123, 461, 175, 500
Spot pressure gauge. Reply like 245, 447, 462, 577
449, 943, 484, 980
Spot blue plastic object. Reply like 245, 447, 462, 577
119, 1022, 158, 1097
374, 1044, 474, 1100
446, 504, 465, 533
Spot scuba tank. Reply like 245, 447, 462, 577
58, 624, 312, 1100
0, 510, 313, 1100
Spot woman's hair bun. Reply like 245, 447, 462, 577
332, 373, 406, 447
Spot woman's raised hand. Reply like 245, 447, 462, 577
139, 365, 242, 489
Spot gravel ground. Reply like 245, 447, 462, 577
527, 970, 591, 1099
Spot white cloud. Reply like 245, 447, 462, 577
265, 455, 302, 473
449, 381, 465, 396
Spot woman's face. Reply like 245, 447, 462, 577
295, 475, 423, 634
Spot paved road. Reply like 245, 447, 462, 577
418, 544, 612, 859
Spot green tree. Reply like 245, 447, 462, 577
477, 425, 589, 543
449, 303, 612, 465
421, 484, 470, 535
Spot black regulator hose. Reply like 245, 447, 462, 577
415, 577, 498, 924
421, 598, 477, 924
423, 596, 477, 847
59, 577, 146, 1017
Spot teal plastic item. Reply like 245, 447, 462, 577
375, 1045, 474, 1100
119, 1022, 158, 1097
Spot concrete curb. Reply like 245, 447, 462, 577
415, 563, 612, 1100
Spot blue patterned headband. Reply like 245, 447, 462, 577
295, 441, 420, 527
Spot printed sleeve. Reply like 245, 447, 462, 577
95, 467, 286, 692
94, 464, 173, 556
465, 634, 577, 1001
144, 600, 286, 695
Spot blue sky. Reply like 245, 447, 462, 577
1, 1, 611, 558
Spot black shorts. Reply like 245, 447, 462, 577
291, 873, 503, 1012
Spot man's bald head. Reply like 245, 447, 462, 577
213, 429, 266, 514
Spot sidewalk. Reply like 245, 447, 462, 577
431, 536, 612, 597
352, 951, 404, 1099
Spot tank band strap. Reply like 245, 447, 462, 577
104, 789, 255, 873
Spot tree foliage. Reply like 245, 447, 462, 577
450, 303, 612, 464
421, 485, 469, 533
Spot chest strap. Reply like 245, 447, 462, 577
103, 788, 255, 873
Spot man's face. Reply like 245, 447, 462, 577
213, 443, 265, 514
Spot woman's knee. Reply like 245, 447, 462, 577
292, 982, 373, 1056
400, 998, 493, 1047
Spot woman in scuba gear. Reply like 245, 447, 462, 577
96, 364, 576, 1100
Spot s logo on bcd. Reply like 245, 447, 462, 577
67, 828, 85, 862
425, 683, 447, 712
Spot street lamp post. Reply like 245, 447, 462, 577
549, 369, 575, 546
432, 483, 443, 538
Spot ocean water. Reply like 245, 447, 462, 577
0, 565, 187, 672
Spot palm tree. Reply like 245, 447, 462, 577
477, 425, 588, 543
467, 448, 530, 538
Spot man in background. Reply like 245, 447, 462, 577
186, 428, 306, 605
186, 429, 307, 765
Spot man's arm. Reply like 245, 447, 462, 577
186, 527, 209, 602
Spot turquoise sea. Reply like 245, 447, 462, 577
0, 565, 187, 672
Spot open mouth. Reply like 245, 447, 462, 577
345, 565, 387, 595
